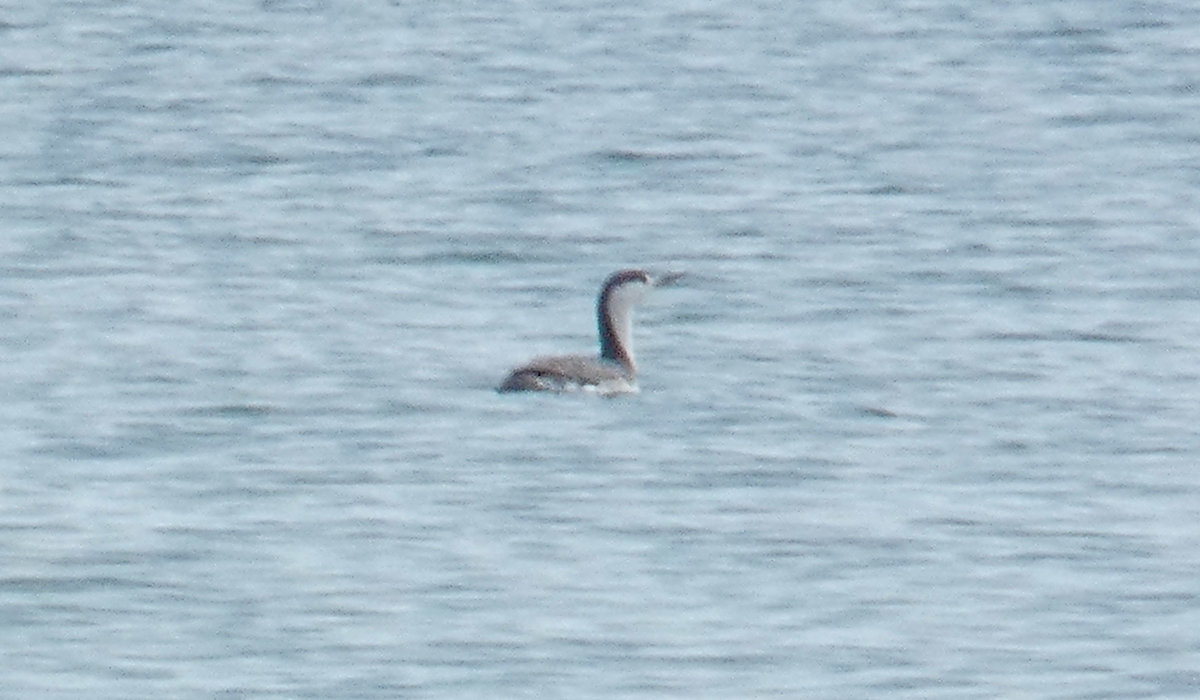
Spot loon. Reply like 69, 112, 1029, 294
498, 268, 681, 395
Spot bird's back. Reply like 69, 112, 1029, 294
497, 354, 636, 394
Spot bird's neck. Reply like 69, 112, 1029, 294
599, 298, 635, 375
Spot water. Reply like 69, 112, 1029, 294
2, 0, 1200, 697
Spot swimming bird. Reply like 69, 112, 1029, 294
498, 268, 682, 394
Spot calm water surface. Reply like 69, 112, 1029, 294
2, 1, 1200, 698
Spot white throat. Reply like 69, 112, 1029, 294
599, 279, 648, 372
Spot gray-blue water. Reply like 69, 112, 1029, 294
3, 1, 1200, 698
